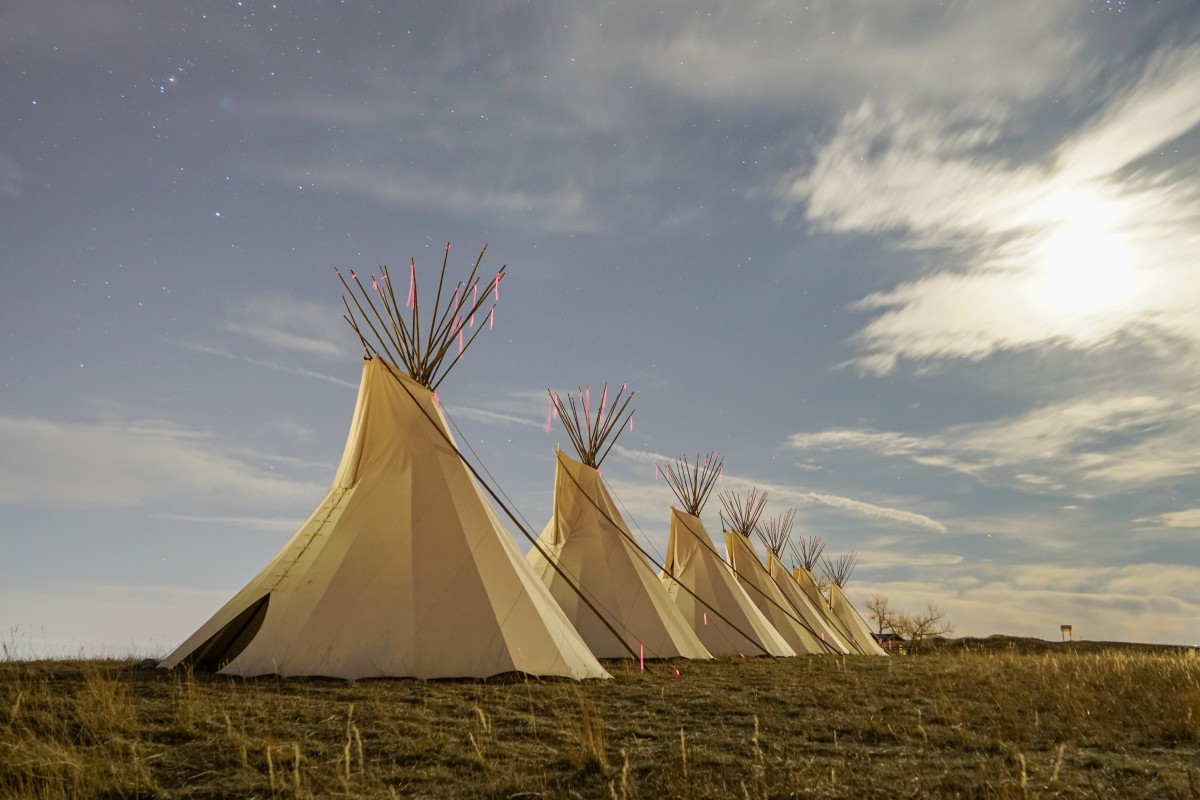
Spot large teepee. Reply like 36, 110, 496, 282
754, 511, 854, 655
658, 454, 794, 658
160, 245, 609, 680
720, 492, 827, 655
527, 386, 710, 660
823, 552, 888, 656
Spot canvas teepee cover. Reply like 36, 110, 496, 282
724, 532, 828, 654
828, 581, 888, 656
720, 494, 834, 655
527, 449, 711, 659
791, 565, 867, 654
162, 247, 608, 680
766, 554, 854, 654
159, 360, 609, 679
660, 509, 795, 657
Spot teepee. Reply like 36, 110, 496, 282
754, 511, 854, 655
527, 386, 710, 660
790, 537, 869, 654
720, 492, 827, 655
822, 552, 888, 656
658, 454, 794, 658
160, 245, 609, 680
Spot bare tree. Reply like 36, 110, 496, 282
864, 593, 898, 636
895, 604, 953, 655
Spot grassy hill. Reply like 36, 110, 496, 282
2, 641, 1198, 798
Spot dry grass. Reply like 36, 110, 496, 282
2, 640, 1199, 798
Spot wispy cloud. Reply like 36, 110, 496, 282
569, 1, 1083, 111
852, 561, 1200, 645
442, 404, 544, 430
0, 415, 324, 510
179, 341, 359, 389
1149, 509, 1200, 529
224, 293, 347, 359
1, 582, 239, 659
790, 391, 1200, 492
611, 444, 946, 532
794, 489, 947, 533
271, 163, 595, 235
150, 513, 303, 532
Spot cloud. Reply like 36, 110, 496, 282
568, 1, 1083, 111
793, 489, 947, 533
150, 513, 304, 532
781, 31, 1200, 374
0, 415, 324, 511
853, 550, 964, 569
611, 443, 678, 466
264, 420, 316, 443
1056, 45, 1200, 181
0, 582, 237, 659
224, 294, 347, 359
179, 341, 359, 389
611, 444, 946, 532
789, 390, 1200, 493
851, 561, 1200, 645
271, 163, 595, 235
1151, 509, 1200, 529
442, 404, 544, 430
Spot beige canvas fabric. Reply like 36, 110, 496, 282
828, 582, 889, 656
659, 509, 794, 658
724, 533, 825, 655
766, 553, 854, 655
526, 452, 711, 660
793, 565, 868, 655
159, 358, 610, 680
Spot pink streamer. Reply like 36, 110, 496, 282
489, 306, 494, 329
639, 643, 644, 671
494, 272, 500, 300
407, 263, 415, 307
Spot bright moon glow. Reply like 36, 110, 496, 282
1037, 217, 1135, 312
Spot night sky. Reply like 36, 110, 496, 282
3, 0, 1199, 655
